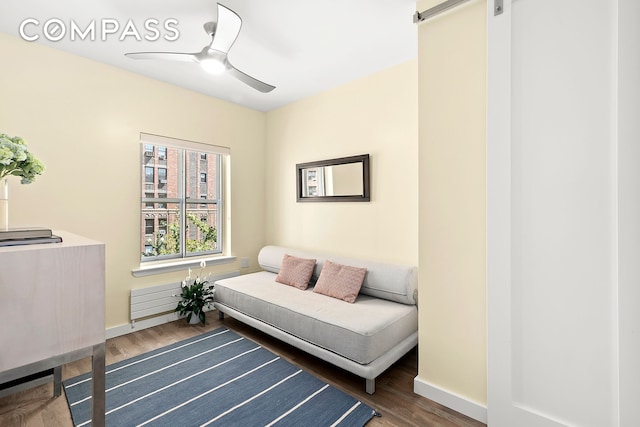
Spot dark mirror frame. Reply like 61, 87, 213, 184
296, 154, 370, 202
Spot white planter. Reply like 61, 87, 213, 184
188, 312, 201, 325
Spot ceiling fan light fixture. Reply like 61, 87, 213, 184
200, 57, 225, 75
125, 4, 275, 92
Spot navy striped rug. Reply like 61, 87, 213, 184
63, 328, 377, 426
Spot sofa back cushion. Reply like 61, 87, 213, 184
259, 245, 418, 305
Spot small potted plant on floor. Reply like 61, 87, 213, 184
175, 261, 215, 324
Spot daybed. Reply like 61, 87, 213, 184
213, 245, 418, 394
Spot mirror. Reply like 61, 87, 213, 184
296, 154, 370, 202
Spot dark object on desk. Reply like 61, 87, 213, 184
0, 235, 62, 247
0, 227, 52, 241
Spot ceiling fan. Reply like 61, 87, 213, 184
125, 3, 275, 93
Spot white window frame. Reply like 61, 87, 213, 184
134, 133, 234, 275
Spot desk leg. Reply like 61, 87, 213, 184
91, 343, 106, 427
53, 366, 62, 397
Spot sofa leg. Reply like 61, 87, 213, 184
365, 378, 375, 394
218, 310, 224, 320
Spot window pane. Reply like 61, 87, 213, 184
157, 167, 168, 194
188, 152, 208, 197
144, 145, 154, 157
145, 218, 154, 235
141, 146, 180, 200
145, 167, 154, 183
185, 204, 217, 254
185, 149, 220, 256
187, 149, 220, 201
140, 203, 181, 258
158, 168, 167, 181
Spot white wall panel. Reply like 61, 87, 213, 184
488, 1, 619, 425
617, 0, 640, 425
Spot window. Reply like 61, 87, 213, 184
140, 135, 227, 262
158, 168, 167, 184
145, 218, 154, 235
145, 167, 154, 183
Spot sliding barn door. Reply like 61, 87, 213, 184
487, 1, 619, 426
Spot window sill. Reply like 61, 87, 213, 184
131, 256, 237, 277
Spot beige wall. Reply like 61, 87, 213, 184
416, 0, 487, 408
264, 61, 418, 264
0, 33, 266, 329
1, 15, 486, 411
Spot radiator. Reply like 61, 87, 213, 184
130, 270, 240, 321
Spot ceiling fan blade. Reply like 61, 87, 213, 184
210, 4, 242, 53
125, 5, 274, 94
227, 65, 275, 93
125, 52, 198, 62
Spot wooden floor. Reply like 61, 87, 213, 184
0, 313, 486, 427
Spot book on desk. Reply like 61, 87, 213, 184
0, 228, 62, 247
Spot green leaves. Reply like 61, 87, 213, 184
175, 273, 215, 325
0, 133, 45, 184
142, 212, 216, 258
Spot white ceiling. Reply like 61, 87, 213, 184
0, 0, 418, 112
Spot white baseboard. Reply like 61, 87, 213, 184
413, 376, 487, 424
105, 308, 216, 340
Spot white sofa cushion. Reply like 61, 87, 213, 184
258, 245, 418, 305
214, 271, 418, 365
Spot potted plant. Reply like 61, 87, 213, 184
0, 133, 45, 184
175, 261, 215, 324
0, 133, 45, 230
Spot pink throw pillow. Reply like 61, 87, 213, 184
313, 260, 367, 303
275, 254, 316, 290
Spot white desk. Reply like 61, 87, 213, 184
0, 231, 105, 426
